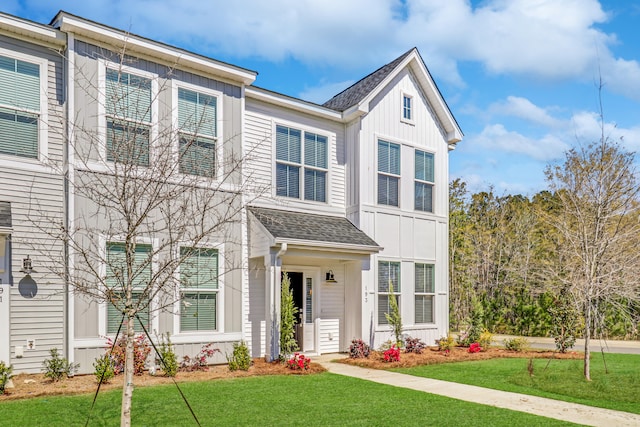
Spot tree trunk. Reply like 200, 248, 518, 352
120, 314, 135, 426
583, 301, 591, 381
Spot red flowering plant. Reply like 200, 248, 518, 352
105, 334, 151, 375
468, 342, 482, 353
287, 353, 311, 370
383, 345, 401, 362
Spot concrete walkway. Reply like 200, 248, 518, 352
315, 355, 640, 427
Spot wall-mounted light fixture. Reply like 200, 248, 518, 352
325, 270, 337, 283
20, 255, 35, 274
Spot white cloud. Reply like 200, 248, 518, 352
490, 96, 564, 128
570, 111, 640, 150
471, 123, 569, 161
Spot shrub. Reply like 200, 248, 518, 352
287, 353, 311, 370
383, 345, 400, 362
478, 329, 493, 351
384, 283, 403, 347
93, 354, 115, 383
458, 298, 484, 346
42, 348, 78, 381
435, 334, 455, 352
156, 333, 178, 377
227, 341, 252, 371
468, 342, 482, 353
107, 334, 151, 375
550, 289, 578, 353
349, 339, 371, 359
180, 343, 220, 372
504, 337, 530, 352
404, 336, 426, 354
0, 361, 13, 394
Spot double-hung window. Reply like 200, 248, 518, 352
378, 140, 400, 206
402, 94, 412, 121
415, 150, 434, 212
378, 261, 401, 325
179, 247, 218, 332
106, 68, 152, 166
415, 263, 435, 324
0, 55, 40, 159
276, 125, 327, 202
178, 88, 217, 177
105, 243, 152, 334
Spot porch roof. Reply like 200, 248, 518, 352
248, 206, 380, 251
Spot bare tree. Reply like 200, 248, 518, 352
27, 44, 265, 425
544, 102, 640, 380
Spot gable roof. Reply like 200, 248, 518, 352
323, 47, 463, 145
249, 206, 380, 251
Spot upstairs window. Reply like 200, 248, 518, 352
179, 247, 219, 332
106, 69, 152, 166
178, 88, 217, 177
415, 263, 435, 324
402, 94, 412, 121
105, 243, 152, 334
378, 140, 400, 207
415, 150, 434, 212
0, 55, 40, 159
378, 261, 401, 325
276, 125, 327, 202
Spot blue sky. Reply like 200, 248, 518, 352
6, 0, 640, 195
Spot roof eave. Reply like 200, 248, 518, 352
274, 238, 382, 254
52, 12, 256, 85
246, 86, 342, 120
0, 13, 66, 47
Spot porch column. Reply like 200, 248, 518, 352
264, 248, 284, 361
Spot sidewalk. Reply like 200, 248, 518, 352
492, 335, 640, 354
314, 354, 640, 427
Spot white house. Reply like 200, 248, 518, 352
0, 10, 461, 373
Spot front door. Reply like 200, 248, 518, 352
283, 271, 315, 352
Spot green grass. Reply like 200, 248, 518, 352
0, 373, 577, 426
393, 353, 640, 414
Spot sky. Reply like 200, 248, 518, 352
5, 0, 640, 195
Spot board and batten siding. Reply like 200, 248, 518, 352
0, 34, 67, 372
244, 98, 347, 213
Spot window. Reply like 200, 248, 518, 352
378, 140, 400, 206
378, 261, 401, 325
106, 68, 152, 166
415, 150, 434, 212
179, 247, 218, 332
105, 243, 152, 334
402, 94, 412, 121
0, 55, 40, 159
415, 263, 435, 324
276, 125, 328, 202
178, 88, 217, 177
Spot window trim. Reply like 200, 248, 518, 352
98, 60, 158, 166
401, 92, 414, 124
414, 263, 435, 325
171, 80, 223, 179
98, 235, 159, 337
377, 260, 401, 326
377, 139, 401, 207
273, 122, 330, 203
0, 47, 48, 163
414, 149, 435, 213
172, 242, 225, 340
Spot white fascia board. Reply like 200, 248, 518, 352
246, 86, 342, 121
274, 238, 382, 254
0, 13, 66, 47
54, 14, 256, 85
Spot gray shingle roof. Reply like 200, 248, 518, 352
249, 207, 379, 249
322, 48, 415, 112
0, 202, 11, 228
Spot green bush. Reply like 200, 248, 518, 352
157, 333, 178, 377
42, 348, 79, 381
0, 360, 13, 394
93, 354, 115, 383
503, 337, 530, 352
478, 329, 493, 351
279, 273, 299, 360
435, 334, 455, 352
227, 341, 252, 371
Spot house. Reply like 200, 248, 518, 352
0, 10, 461, 373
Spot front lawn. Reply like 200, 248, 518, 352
0, 373, 576, 426
393, 353, 640, 414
